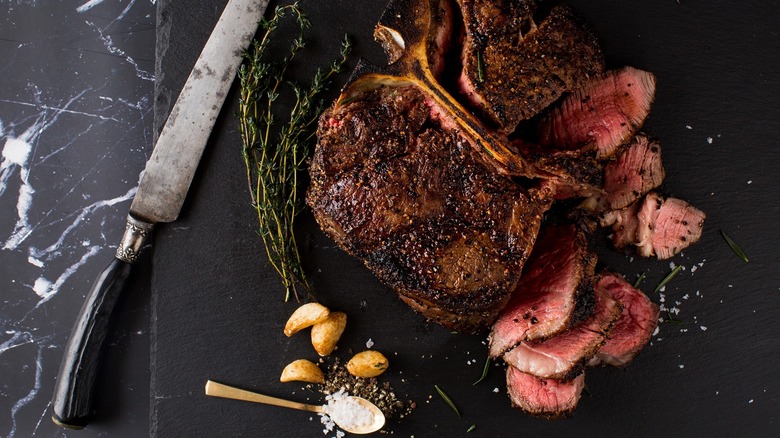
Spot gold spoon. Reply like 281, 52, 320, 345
204, 380, 385, 434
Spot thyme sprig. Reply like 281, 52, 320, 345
238, 4, 351, 301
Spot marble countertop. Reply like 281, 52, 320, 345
1, 1, 154, 436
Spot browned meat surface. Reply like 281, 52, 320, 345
537, 67, 656, 159
516, 140, 603, 200
503, 282, 622, 380
458, 1, 604, 133
506, 366, 585, 419
489, 224, 596, 357
601, 201, 641, 249
308, 84, 552, 332
591, 273, 660, 367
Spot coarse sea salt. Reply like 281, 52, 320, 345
320, 389, 374, 436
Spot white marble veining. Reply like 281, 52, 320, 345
1, 1, 156, 436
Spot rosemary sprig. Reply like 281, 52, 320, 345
633, 271, 647, 289
654, 265, 682, 294
720, 230, 749, 263
238, 3, 351, 301
472, 356, 491, 385
434, 384, 461, 417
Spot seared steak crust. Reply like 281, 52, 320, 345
308, 85, 552, 331
458, 2, 605, 133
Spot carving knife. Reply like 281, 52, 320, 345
51, 0, 270, 429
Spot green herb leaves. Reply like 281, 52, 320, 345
238, 4, 350, 301
472, 356, 491, 385
654, 265, 682, 294
720, 230, 749, 263
434, 385, 461, 418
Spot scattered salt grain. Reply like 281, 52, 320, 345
679, 364, 684, 369
652, 327, 660, 336
749, 399, 754, 404
686, 125, 693, 129
706, 137, 713, 144
493, 388, 499, 393
366, 338, 374, 349
700, 326, 708, 331
682, 294, 689, 300
691, 265, 698, 273
748, 180, 753, 184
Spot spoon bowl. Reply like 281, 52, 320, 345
205, 380, 385, 434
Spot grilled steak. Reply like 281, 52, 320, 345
503, 282, 622, 380
489, 224, 596, 357
506, 366, 585, 419
308, 84, 553, 332
537, 67, 657, 159
591, 272, 660, 367
458, 1, 604, 133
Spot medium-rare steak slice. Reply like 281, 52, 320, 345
603, 134, 665, 209
308, 84, 553, 332
489, 224, 596, 357
506, 366, 585, 419
537, 67, 657, 159
503, 282, 622, 380
604, 192, 706, 259
458, 1, 604, 133
591, 272, 660, 367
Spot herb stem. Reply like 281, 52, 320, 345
434, 384, 461, 418
720, 230, 749, 263
654, 265, 682, 294
238, 4, 351, 301
473, 356, 491, 385
633, 272, 647, 289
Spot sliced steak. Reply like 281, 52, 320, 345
503, 282, 622, 380
308, 84, 553, 332
489, 224, 596, 357
537, 67, 657, 159
636, 192, 707, 259
458, 2, 604, 133
603, 134, 665, 209
602, 192, 705, 259
591, 272, 660, 367
506, 366, 585, 419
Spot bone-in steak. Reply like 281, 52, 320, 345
307, 84, 552, 332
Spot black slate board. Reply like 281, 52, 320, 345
151, 1, 780, 436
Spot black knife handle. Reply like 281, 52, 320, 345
51, 216, 153, 429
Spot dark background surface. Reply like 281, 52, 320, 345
151, 0, 779, 437
2, 0, 777, 437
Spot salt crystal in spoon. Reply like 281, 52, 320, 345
205, 380, 385, 434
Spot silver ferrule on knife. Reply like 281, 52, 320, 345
115, 216, 154, 263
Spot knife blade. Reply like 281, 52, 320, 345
51, 0, 270, 429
